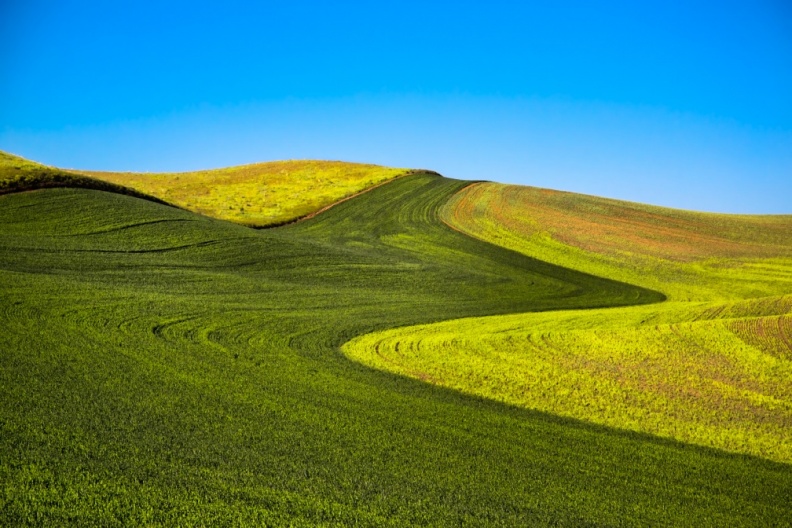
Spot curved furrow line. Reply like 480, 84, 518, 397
151, 315, 205, 341
347, 306, 792, 462
211, 315, 285, 351
0, 298, 42, 327
0, 239, 226, 255
727, 314, 792, 361
3, 175, 791, 526
343, 182, 792, 463
56, 218, 200, 237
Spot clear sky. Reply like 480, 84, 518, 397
2, 0, 791, 212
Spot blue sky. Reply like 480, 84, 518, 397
2, 1, 791, 212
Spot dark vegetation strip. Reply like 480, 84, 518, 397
253, 169, 443, 229
0, 174, 789, 526
0, 151, 172, 207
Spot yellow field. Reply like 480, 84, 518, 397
344, 182, 792, 462
442, 183, 792, 301
0, 151, 163, 202
75, 160, 409, 226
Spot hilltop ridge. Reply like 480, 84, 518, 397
1, 150, 412, 227
71, 160, 410, 227
0, 151, 167, 205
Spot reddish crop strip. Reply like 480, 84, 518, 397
340, 182, 792, 463
445, 183, 792, 262
346, 297, 792, 463
727, 315, 792, 360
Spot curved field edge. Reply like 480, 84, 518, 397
71, 160, 415, 227
0, 150, 169, 205
343, 181, 792, 463
1, 149, 417, 228
441, 182, 792, 302
4, 176, 786, 525
343, 295, 792, 463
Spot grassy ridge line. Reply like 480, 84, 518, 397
73, 160, 411, 227
442, 182, 792, 301
268, 169, 442, 228
343, 181, 792, 463
0, 150, 170, 205
1, 149, 418, 228
5, 177, 785, 525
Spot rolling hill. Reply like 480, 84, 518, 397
1, 155, 790, 525
346, 182, 792, 462
0, 151, 167, 204
71, 160, 410, 227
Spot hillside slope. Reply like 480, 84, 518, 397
3, 176, 788, 525
0, 151, 165, 204
443, 183, 792, 301
73, 160, 410, 226
345, 182, 792, 462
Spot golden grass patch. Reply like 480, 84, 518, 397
75, 160, 409, 226
345, 182, 792, 463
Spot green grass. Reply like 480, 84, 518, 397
0, 151, 166, 204
346, 296, 792, 462
441, 182, 792, 302
73, 159, 411, 227
1, 174, 790, 526
345, 182, 792, 463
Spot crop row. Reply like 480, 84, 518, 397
0, 177, 726, 526
345, 182, 792, 465
74, 159, 409, 227
441, 182, 792, 301
2, 174, 791, 525
344, 296, 792, 462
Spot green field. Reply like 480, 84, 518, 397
1, 160, 791, 525
346, 182, 792, 463
1, 151, 166, 205
73, 160, 410, 227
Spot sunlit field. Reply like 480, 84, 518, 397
345, 182, 792, 462
1, 157, 790, 525
74, 160, 409, 226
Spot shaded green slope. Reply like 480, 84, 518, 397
72, 160, 409, 227
1, 175, 789, 526
0, 150, 168, 205
342, 182, 792, 463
